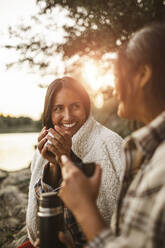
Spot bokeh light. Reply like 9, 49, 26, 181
81, 59, 115, 91
80, 58, 115, 108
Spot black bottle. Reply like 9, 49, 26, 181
38, 191, 66, 248
70, 150, 96, 177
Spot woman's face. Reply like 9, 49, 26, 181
51, 88, 87, 137
114, 66, 139, 121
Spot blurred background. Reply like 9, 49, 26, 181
0, 0, 164, 171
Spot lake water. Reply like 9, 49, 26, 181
0, 132, 39, 171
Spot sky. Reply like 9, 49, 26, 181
0, 0, 48, 120
0, 0, 116, 120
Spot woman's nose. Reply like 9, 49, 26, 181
112, 88, 117, 97
63, 108, 72, 121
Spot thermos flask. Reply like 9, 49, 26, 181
38, 191, 66, 248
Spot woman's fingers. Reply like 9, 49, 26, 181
40, 143, 49, 157
59, 155, 102, 203
60, 155, 76, 175
47, 130, 71, 156
34, 232, 74, 248
58, 155, 100, 216
38, 137, 47, 152
63, 133, 72, 148
59, 232, 75, 248
49, 128, 65, 145
40, 143, 58, 164
34, 238, 40, 248
53, 126, 72, 148
46, 136, 64, 156
46, 143, 61, 159
37, 127, 48, 153
38, 127, 47, 142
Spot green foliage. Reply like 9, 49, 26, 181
0, 115, 42, 133
4, 0, 165, 73
37, 0, 165, 58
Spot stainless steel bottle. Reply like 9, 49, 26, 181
38, 191, 66, 248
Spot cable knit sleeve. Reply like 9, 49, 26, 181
102, 131, 125, 183
71, 116, 124, 228
96, 128, 124, 225
26, 149, 47, 245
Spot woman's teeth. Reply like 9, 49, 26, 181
63, 123, 76, 128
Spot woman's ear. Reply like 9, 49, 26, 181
139, 65, 152, 88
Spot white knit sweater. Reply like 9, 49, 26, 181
26, 115, 124, 245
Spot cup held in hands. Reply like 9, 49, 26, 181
46, 131, 54, 145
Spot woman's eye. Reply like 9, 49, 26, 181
72, 103, 80, 110
53, 106, 63, 112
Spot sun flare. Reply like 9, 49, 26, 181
82, 59, 115, 91
95, 93, 104, 109
81, 58, 115, 108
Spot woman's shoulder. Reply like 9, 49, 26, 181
30, 149, 47, 172
95, 120, 123, 144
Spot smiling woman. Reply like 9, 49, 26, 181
42, 77, 90, 137
50, 88, 87, 137
25, 76, 124, 248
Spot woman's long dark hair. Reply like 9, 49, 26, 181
115, 22, 165, 104
42, 76, 91, 129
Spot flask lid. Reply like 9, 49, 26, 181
39, 192, 62, 208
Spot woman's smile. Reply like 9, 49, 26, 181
57, 122, 79, 136
62, 122, 77, 128
51, 88, 87, 137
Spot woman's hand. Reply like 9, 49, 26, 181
37, 126, 48, 154
37, 127, 72, 164
59, 232, 75, 248
34, 232, 75, 248
45, 128, 72, 164
37, 127, 57, 164
59, 155, 106, 241
59, 155, 102, 217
